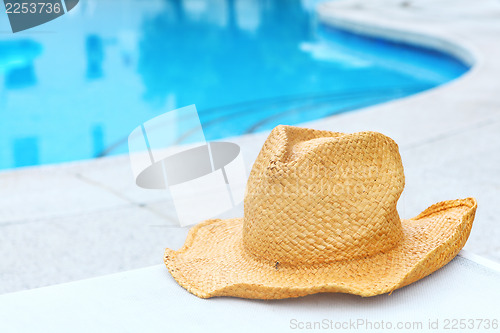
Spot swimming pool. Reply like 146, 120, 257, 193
0, 0, 468, 170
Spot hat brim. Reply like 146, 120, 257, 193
164, 198, 476, 299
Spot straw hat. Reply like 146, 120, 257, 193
164, 125, 477, 299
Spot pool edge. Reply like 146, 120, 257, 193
316, 1, 480, 68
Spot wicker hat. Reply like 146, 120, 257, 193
164, 125, 477, 299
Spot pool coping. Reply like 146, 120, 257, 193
317, 3, 480, 68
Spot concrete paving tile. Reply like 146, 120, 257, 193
0, 167, 129, 225
62, 134, 267, 206
0, 205, 188, 294
396, 119, 500, 261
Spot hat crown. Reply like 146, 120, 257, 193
243, 126, 405, 266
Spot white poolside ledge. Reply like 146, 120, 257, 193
1, 0, 500, 297
0, 251, 499, 333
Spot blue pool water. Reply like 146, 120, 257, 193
0, 0, 468, 170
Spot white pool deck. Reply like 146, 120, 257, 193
1, 0, 500, 299
1, 252, 500, 333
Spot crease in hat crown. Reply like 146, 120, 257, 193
242, 125, 406, 266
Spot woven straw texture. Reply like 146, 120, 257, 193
164, 125, 477, 299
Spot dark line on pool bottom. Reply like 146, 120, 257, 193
97, 85, 428, 157
174, 86, 427, 145
244, 92, 409, 134
183, 84, 430, 124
